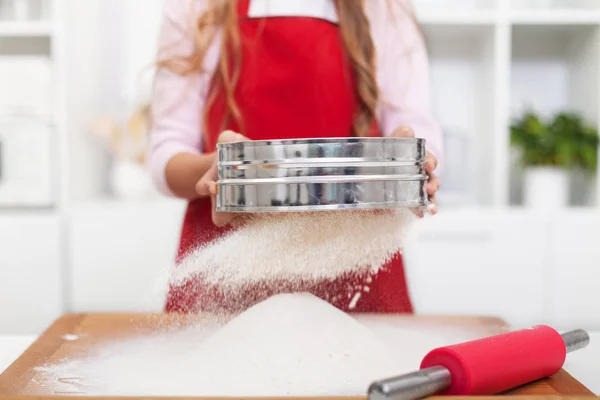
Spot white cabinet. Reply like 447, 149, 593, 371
404, 210, 600, 330
69, 200, 186, 313
549, 213, 600, 330
0, 214, 62, 334
0, 204, 598, 332
403, 210, 548, 328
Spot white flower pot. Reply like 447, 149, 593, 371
110, 159, 158, 201
523, 167, 569, 209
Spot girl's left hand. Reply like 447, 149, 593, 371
392, 126, 439, 216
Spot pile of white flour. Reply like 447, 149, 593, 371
33, 210, 458, 396
35, 294, 477, 397
171, 210, 415, 287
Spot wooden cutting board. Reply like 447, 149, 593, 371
0, 313, 594, 399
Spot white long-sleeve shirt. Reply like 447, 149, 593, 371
150, 0, 443, 195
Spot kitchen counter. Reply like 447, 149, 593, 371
1, 333, 599, 394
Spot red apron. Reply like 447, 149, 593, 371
165, 0, 414, 315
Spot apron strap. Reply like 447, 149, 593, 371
237, 0, 250, 18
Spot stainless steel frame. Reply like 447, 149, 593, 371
216, 138, 428, 212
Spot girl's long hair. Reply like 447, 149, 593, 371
157, 0, 412, 138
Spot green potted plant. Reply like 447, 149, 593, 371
510, 111, 598, 208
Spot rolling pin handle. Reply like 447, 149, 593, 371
561, 329, 590, 353
367, 366, 451, 400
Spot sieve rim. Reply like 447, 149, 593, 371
216, 202, 428, 213
218, 174, 428, 185
217, 137, 425, 148
218, 159, 425, 168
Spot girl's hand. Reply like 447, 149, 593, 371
196, 130, 250, 227
391, 126, 439, 216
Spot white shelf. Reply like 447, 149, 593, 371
508, 23, 600, 206
416, 8, 600, 25
510, 0, 600, 11
0, 21, 52, 37
416, 10, 497, 25
71, 198, 185, 213
510, 10, 600, 24
425, 24, 499, 206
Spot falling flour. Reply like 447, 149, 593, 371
171, 210, 415, 287
33, 210, 448, 396
35, 294, 479, 397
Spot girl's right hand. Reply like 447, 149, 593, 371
196, 130, 250, 227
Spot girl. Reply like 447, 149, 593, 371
150, 0, 442, 314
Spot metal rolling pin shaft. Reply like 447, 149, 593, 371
367, 329, 590, 400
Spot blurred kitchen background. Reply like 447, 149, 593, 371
1, 0, 599, 334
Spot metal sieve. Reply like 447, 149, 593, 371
216, 137, 429, 212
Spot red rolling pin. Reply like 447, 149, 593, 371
368, 326, 590, 400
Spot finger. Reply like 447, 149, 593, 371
206, 130, 249, 197
427, 174, 440, 196
214, 212, 236, 227
211, 194, 236, 227
217, 130, 249, 143
196, 162, 218, 196
196, 151, 220, 196
428, 195, 438, 215
410, 207, 425, 219
425, 152, 438, 172
208, 181, 219, 196
196, 177, 209, 197
391, 126, 415, 139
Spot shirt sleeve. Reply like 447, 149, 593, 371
148, 0, 207, 196
372, 1, 444, 172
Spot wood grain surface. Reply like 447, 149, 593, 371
0, 313, 594, 399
